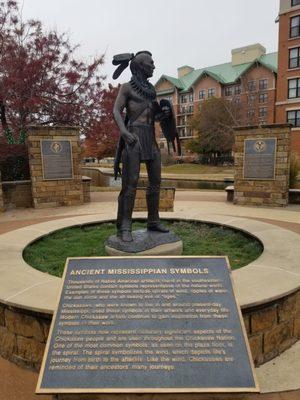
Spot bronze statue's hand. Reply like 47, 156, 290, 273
122, 132, 137, 146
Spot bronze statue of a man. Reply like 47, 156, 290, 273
112, 51, 179, 243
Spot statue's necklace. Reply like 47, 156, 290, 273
130, 75, 156, 101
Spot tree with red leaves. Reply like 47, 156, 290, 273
0, 1, 104, 144
83, 84, 119, 159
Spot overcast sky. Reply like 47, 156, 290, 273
21, 0, 280, 84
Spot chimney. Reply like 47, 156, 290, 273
231, 43, 266, 66
177, 65, 194, 78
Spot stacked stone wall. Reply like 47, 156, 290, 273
0, 304, 51, 370
1, 289, 299, 371
134, 187, 175, 212
234, 124, 291, 207
28, 126, 83, 208
243, 290, 300, 365
2, 181, 32, 208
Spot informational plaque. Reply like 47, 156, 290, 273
243, 138, 276, 180
36, 257, 259, 394
41, 140, 73, 180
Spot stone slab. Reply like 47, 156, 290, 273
37, 256, 258, 394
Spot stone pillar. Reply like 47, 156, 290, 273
234, 124, 291, 207
28, 126, 84, 208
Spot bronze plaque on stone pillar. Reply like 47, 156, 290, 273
243, 138, 276, 180
234, 124, 291, 207
41, 139, 73, 180
36, 256, 259, 395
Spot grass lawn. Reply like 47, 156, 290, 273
23, 221, 262, 277
160, 164, 233, 175
99, 163, 233, 175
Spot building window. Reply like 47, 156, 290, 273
248, 94, 256, 104
180, 106, 186, 114
234, 85, 241, 95
178, 116, 185, 126
199, 90, 205, 100
259, 107, 267, 118
234, 97, 241, 105
259, 93, 268, 103
287, 110, 300, 126
259, 79, 268, 90
208, 88, 216, 98
189, 93, 194, 102
180, 94, 188, 103
288, 78, 300, 98
248, 81, 256, 92
247, 109, 255, 118
178, 128, 186, 137
224, 86, 233, 96
289, 47, 300, 68
187, 105, 194, 113
292, 0, 300, 7
186, 128, 193, 137
290, 16, 300, 38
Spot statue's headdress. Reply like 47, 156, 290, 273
112, 53, 134, 80
112, 51, 152, 79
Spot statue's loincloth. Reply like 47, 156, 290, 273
128, 122, 157, 161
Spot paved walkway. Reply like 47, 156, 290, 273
0, 189, 299, 399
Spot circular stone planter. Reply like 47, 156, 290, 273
0, 212, 299, 370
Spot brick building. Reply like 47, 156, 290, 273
155, 44, 278, 154
276, 0, 300, 155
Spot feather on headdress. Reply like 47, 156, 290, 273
112, 53, 134, 79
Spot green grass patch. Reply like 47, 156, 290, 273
23, 221, 262, 278
99, 163, 233, 175
161, 164, 233, 175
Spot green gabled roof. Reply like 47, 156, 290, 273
156, 52, 278, 92
259, 52, 278, 73
157, 75, 184, 90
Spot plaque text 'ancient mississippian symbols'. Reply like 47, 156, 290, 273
244, 138, 276, 180
37, 257, 258, 394
41, 140, 73, 180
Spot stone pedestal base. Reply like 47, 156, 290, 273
105, 229, 182, 256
